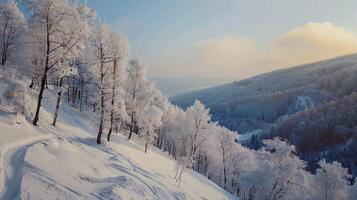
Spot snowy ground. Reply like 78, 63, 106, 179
237, 129, 263, 143
0, 89, 236, 199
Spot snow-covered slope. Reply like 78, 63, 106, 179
171, 54, 357, 177
0, 84, 236, 199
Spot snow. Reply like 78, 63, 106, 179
237, 129, 262, 143
0, 88, 237, 199
291, 96, 314, 113
0, 134, 53, 200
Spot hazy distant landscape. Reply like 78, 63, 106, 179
152, 78, 233, 96
172, 54, 357, 177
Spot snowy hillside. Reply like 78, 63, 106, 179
171, 54, 357, 177
0, 78, 354, 200
172, 54, 357, 132
0, 86, 236, 200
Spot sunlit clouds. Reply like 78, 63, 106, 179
149, 22, 357, 79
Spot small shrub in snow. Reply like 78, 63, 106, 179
3, 81, 33, 119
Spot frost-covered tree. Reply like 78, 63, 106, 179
51, 65, 77, 127
138, 105, 162, 153
71, 38, 96, 112
184, 100, 211, 162
174, 156, 192, 187
217, 126, 238, 190
312, 160, 352, 200
152, 92, 173, 150
0, 1, 25, 67
124, 59, 155, 140
25, 0, 90, 126
161, 104, 186, 157
91, 23, 111, 144
91, 23, 129, 144
106, 31, 128, 142
170, 100, 212, 185
237, 138, 308, 200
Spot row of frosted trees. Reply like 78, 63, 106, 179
0, 1, 356, 199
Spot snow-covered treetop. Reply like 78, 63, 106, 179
185, 100, 211, 131
139, 105, 163, 128
0, 1, 25, 25
26, 0, 91, 63
127, 59, 147, 81
0, 1, 26, 66
109, 31, 128, 62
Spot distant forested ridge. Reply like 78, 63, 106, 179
172, 54, 357, 175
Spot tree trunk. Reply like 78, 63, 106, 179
107, 60, 117, 142
176, 167, 184, 187
79, 87, 83, 112
222, 144, 227, 190
97, 88, 105, 144
97, 111, 104, 144
85, 88, 88, 105
1, 50, 6, 66
223, 156, 227, 189
72, 79, 76, 105
33, 16, 51, 126
52, 89, 62, 127
33, 71, 47, 126
196, 152, 201, 172
145, 142, 148, 153
52, 78, 63, 127
107, 127, 112, 142
128, 112, 134, 140
1, 25, 8, 66
115, 123, 119, 134
128, 125, 133, 139
67, 77, 70, 102
96, 48, 105, 144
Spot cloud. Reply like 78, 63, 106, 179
148, 22, 357, 79
265, 22, 357, 68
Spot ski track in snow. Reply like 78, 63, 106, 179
0, 135, 54, 200
0, 122, 234, 200
110, 157, 185, 200
77, 138, 186, 200
0, 94, 235, 200
0, 125, 185, 200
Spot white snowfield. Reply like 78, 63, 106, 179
0, 97, 237, 199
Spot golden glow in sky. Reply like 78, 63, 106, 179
150, 22, 357, 79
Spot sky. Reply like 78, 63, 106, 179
87, 0, 357, 80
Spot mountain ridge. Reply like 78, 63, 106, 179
171, 53, 357, 132
171, 53, 357, 176
173, 53, 357, 98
